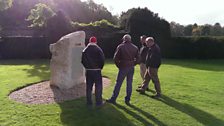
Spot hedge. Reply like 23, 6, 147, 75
0, 36, 51, 59
1, 35, 224, 59
0, 33, 125, 59
163, 36, 224, 59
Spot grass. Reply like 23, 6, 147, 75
0, 59, 224, 126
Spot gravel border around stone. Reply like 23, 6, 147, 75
9, 77, 110, 104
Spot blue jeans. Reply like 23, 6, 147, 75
110, 67, 134, 102
86, 70, 102, 105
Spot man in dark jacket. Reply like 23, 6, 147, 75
136, 37, 161, 98
106, 34, 139, 105
81, 36, 105, 106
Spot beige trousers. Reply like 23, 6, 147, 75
140, 63, 147, 80
141, 67, 161, 95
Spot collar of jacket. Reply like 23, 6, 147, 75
142, 43, 147, 47
151, 43, 156, 47
87, 43, 97, 46
123, 40, 131, 44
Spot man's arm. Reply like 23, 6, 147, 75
98, 48, 105, 69
81, 51, 88, 68
113, 46, 121, 68
135, 48, 140, 65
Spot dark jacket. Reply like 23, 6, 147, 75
81, 43, 105, 70
146, 43, 161, 68
139, 44, 149, 64
114, 41, 139, 69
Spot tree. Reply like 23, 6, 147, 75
52, 0, 117, 24
119, 8, 136, 29
183, 25, 193, 36
26, 3, 56, 28
0, 0, 13, 11
201, 24, 211, 36
0, 0, 40, 29
123, 8, 170, 38
1, 0, 118, 30
0, 0, 13, 30
170, 21, 184, 36
211, 23, 222, 36
192, 27, 201, 36
222, 27, 224, 35
46, 10, 72, 43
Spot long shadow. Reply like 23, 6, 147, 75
23, 63, 50, 80
129, 104, 167, 126
143, 93, 224, 126
57, 99, 137, 126
49, 82, 136, 126
115, 103, 166, 126
162, 59, 224, 71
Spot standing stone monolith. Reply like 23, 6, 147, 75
49, 31, 85, 89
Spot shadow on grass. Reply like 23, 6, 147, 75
163, 59, 224, 71
23, 63, 50, 80
0, 59, 50, 80
7, 60, 50, 80
142, 93, 224, 126
115, 104, 167, 126
58, 99, 137, 126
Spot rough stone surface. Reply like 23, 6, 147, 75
49, 31, 85, 89
9, 78, 110, 104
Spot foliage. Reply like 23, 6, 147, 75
0, 0, 13, 29
26, 3, 55, 28
119, 8, 136, 29
0, 36, 50, 59
211, 23, 222, 36
119, 7, 171, 46
45, 10, 73, 43
200, 24, 211, 36
0, 59, 224, 126
183, 24, 193, 36
72, 19, 118, 28
0, 0, 13, 11
0, 0, 118, 30
164, 36, 224, 59
81, 0, 118, 24
170, 21, 184, 36
171, 22, 224, 36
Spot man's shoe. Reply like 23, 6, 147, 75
146, 87, 150, 91
106, 99, 116, 105
96, 101, 105, 108
136, 88, 145, 94
151, 94, 161, 99
125, 100, 131, 106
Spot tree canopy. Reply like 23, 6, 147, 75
120, 7, 171, 39
0, 0, 13, 11
171, 22, 224, 36
26, 3, 56, 28
0, 0, 117, 30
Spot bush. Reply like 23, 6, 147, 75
0, 36, 50, 59
71, 19, 119, 29
163, 36, 224, 59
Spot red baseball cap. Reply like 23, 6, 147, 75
89, 36, 97, 43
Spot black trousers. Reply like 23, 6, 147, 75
86, 70, 103, 105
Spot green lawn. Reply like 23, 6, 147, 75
0, 59, 224, 126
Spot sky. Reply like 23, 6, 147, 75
81, 0, 224, 26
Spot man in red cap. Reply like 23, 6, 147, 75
81, 36, 105, 107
